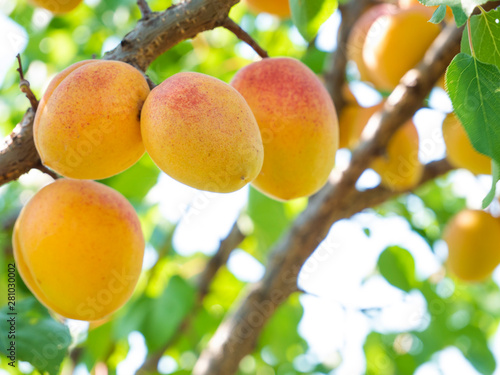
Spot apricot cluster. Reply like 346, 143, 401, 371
17, 56, 339, 321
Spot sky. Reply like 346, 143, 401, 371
0, 4, 499, 375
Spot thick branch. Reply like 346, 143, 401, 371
222, 18, 269, 59
104, 0, 239, 71
192, 20, 463, 375
0, 109, 40, 186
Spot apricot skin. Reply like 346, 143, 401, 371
141, 72, 264, 193
29, 0, 82, 14
347, 4, 399, 82
13, 179, 144, 321
443, 210, 500, 282
371, 120, 423, 191
231, 57, 339, 201
34, 60, 150, 180
442, 113, 491, 175
362, 6, 440, 91
339, 102, 384, 149
245, 0, 290, 17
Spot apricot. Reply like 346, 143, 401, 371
29, 0, 82, 13
141, 72, 264, 193
442, 113, 491, 175
339, 102, 384, 149
443, 209, 500, 282
361, 6, 441, 91
245, 0, 290, 17
371, 120, 423, 190
231, 57, 338, 201
34, 60, 149, 180
347, 4, 399, 82
13, 179, 144, 321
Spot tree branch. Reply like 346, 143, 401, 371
325, 0, 372, 111
104, 0, 239, 71
0, 109, 41, 186
221, 18, 269, 59
192, 19, 463, 375
138, 221, 246, 373
193, 158, 453, 374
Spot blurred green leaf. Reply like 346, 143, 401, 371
378, 246, 417, 292
247, 187, 291, 255
290, 0, 338, 42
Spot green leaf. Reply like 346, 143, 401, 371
116, 276, 196, 352
0, 298, 71, 375
445, 54, 500, 193
290, 0, 338, 42
458, 325, 496, 375
101, 154, 160, 202
419, 0, 484, 26
482, 160, 500, 208
461, 8, 500, 69
378, 246, 417, 292
247, 187, 290, 254
429, 5, 448, 23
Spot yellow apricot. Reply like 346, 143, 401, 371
347, 4, 399, 82
141, 72, 264, 193
34, 60, 149, 180
442, 113, 491, 175
245, 0, 290, 17
443, 209, 500, 282
339, 102, 384, 149
371, 120, 423, 190
231, 57, 339, 201
13, 179, 144, 321
362, 6, 441, 91
28, 0, 82, 14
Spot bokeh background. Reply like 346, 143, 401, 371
1, 0, 500, 374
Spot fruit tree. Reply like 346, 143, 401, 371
1, 0, 500, 374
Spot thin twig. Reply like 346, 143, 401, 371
137, 221, 246, 373
137, 0, 153, 19
35, 161, 59, 180
222, 18, 269, 59
16, 55, 38, 111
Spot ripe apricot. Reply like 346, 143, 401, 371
13, 179, 144, 321
347, 4, 399, 82
361, 6, 441, 91
339, 101, 384, 149
371, 120, 423, 190
245, 0, 290, 17
231, 57, 338, 201
28, 0, 82, 13
34, 60, 149, 180
141, 72, 264, 193
443, 210, 500, 282
442, 113, 491, 175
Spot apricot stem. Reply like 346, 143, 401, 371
16, 54, 39, 111
222, 18, 269, 59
